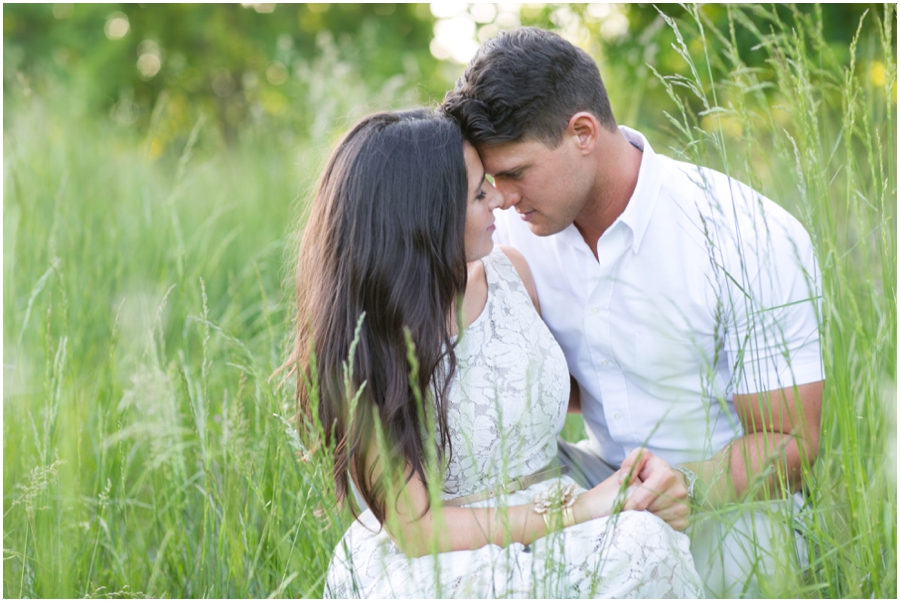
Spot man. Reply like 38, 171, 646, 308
442, 28, 823, 597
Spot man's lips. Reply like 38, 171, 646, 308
517, 209, 536, 222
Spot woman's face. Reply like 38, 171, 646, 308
463, 142, 504, 262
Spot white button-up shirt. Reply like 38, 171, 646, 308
494, 127, 823, 466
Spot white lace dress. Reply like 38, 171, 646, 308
324, 248, 703, 598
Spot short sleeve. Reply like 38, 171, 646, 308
717, 185, 824, 395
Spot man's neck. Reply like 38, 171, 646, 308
574, 129, 643, 259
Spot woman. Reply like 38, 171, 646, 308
287, 109, 702, 598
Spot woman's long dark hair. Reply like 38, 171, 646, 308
287, 109, 468, 523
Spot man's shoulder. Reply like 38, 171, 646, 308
656, 155, 738, 207
656, 155, 808, 237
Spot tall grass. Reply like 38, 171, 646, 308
3, 75, 348, 597
647, 5, 895, 597
4, 5, 895, 598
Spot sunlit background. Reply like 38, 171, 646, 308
94, 3, 633, 76
4, 3, 885, 158
428, 2, 628, 64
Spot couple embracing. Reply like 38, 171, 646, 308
288, 28, 823, 599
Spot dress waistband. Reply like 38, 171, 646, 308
443, 461, 570, 507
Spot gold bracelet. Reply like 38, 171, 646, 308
533, 483, 579, 533
540, 510, 561, 533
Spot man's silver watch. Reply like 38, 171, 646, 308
673, 465, 698, 502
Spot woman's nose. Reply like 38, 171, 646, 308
491, 179, 520, 210
488, 186, 505, 210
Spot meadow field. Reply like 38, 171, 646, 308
3, 4, 896, 598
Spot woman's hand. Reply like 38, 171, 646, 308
574, 474, 643, 524
573, 448, 650, 523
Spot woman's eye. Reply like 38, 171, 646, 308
476, 190, 487, 201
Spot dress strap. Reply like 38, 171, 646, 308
481, 246, 532, 303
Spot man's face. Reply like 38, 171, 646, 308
477, 136, 591, 237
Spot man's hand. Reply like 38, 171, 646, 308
619, 449, 691, 531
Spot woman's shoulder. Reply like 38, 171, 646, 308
488, 245, 541, 315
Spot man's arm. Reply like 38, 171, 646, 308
683, 380, 822, 506
622, 380, 823, 528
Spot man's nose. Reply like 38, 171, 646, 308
495, 183, 521, 210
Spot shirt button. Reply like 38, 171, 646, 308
614, 412, 622, 421
591, 305, 601, 315
600, 359, 610, 367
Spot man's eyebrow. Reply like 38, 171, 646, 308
492, 164, 527, 178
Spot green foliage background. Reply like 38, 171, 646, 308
3, 3, 896, 598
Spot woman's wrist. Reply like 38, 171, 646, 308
573, 479, 613, 524
572, 493, 590, 525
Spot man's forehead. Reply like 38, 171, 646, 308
475, 139, 548, 172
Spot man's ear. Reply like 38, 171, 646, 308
566, 112, 599, 155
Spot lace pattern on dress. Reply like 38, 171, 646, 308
323, 248, 704, 598
440, 248, 569, 498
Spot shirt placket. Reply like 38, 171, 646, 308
585, 224, 633, 448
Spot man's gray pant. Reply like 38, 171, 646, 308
557, 438, 809, 598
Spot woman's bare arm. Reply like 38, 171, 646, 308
356, 448, 648, 558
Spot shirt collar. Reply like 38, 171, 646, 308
615, 126, 663, 254
553, 126, 663, 254
557, 221, 587, 249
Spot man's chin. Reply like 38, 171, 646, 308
527, 220, 565, 237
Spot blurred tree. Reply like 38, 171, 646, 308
3, 3, 441, 144
4, 3, 891, 148
514, 3, 886, 134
